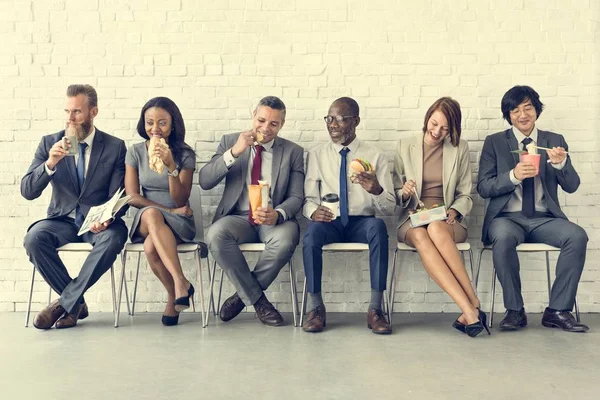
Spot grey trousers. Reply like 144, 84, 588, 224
206, 214, 299, 305
23, 217, 128, 314
488, 212, 588, 311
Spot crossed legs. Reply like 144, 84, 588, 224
404, 221, 480, 325
137, 208, 192, 318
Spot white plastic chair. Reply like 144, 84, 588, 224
207, 243, 299, 327
25, 243, 125, 327
477, 243, 581, 327
388, 242, 474, 323
298, 243, 391, 327
115, 185, 208, 327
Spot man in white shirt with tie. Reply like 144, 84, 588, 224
22, 84, 128, 329
200, 96, 304, 327
302, 97, 396, 334
477, 85, 589, 332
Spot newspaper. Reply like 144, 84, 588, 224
77, 188, 131, 236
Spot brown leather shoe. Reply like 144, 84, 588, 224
55, 303, 85, 329
253, 294, 284, 326
302, 305, 326, 333
33, 299, 66, 330
367, 308, 392, 334
219, 293, 245, 322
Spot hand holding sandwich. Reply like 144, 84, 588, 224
349, 158, 383, 195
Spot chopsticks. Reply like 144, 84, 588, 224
533, 145, 569, 154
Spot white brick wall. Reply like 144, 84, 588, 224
1, 0, 598, 314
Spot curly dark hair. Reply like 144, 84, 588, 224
136, 97, 194, 166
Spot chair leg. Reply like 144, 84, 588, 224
25, 266, 36, 327
299, 277, 308, 327
467, 249, 476, 293
574, 298, 581, 322
545, 251, 552, 301
289, 260, 299, 327
205, 258, 218, 327
131, 253, 142, 316
490, 267, 497, 328
216, 268, 225, 313
206, 255, 216, 316
116, 251, 126, 327
194, 252, 206, 328
388, 248, 399, 324
110, 264, 117, 325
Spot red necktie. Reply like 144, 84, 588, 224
249, 145, 264, 224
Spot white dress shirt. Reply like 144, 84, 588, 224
45, 128, 96, 219
504, 126, 565, 213
303, 138, 396, 219
222, 138, 287, 220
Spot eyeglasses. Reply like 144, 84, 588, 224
509, 104, 535, 116
324, 115, 357, 124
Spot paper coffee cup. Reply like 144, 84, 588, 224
321, 193, 340, 217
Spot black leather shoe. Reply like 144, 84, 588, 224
541, 308, 589, 332
219, 293, 245, 322
253, 294, 283, 327
499, 308, 527, 330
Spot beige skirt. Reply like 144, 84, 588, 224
397, 218, 468, 244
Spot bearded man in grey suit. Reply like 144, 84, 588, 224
199, 96, 304, 326
22, 84, 128, 330
477, 85, 588, 333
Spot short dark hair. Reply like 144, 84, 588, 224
422, 97, 462, 147
501, 85, 544, 124
136, 97, 194, 165
333, 97, 360, 116
256, 96, 286, 118
66, 84, 98, 108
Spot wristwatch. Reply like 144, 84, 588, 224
167, 166, 179, 177
276, 211, 285, 225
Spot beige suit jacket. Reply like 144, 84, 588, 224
393, 133, 473, 230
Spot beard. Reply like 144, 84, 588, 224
65, 120, 92, 141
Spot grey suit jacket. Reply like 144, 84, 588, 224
477, 128, 580, 244
393, 134, 473, 230
199, 133, 305, 223
21, 129, 127, 228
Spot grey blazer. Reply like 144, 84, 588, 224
393, 134, 473, 230
21, 129, 127, 227
199, 133, 305, 223
477, 128, 580, 244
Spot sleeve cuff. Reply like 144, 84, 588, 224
275, 208, 287, 221
44, 163, 56, 176
550, 158, 567, 170
223, 149, 236, 168
509, 169, 521, 185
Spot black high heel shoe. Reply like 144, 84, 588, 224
465, 310, 491, 338
452, 318, 466, 334
161, 313, 180, 326
174, 283, 195, 312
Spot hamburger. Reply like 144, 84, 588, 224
349, 158, 373, 182
350, 158, 373, 173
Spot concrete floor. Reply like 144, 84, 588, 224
0, 312, 598, 400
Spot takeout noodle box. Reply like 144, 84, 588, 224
409, 205, 447, 228
520, 153, 541, 175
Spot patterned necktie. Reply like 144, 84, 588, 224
249, 145, 264, 225
75, 142, 88, 227
521, 137, 535, 217
339, 147, 349, 226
